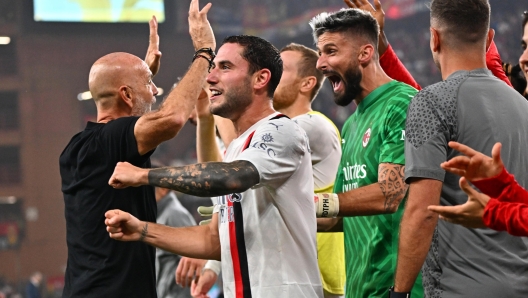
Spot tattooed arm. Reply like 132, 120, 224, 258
109, 160, 260, 197
334, 163, 408, 216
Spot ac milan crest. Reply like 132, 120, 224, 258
362, 128, 371, 147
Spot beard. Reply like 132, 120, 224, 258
131, 97, 152, 116
333, 66, 362, 107
210, 77, 253, 118
273, 81, 299, 111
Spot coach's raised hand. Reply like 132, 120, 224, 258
188, 0, 216, 51
145, 15, 162, 76
109, 162, 149, 189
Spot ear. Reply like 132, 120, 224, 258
300, 76, 317, 94
430, 27, 440, 53
485, 28, 495, 52
357, 44, 375, 64
253, 69, 272, 94
118, 85, 134, 109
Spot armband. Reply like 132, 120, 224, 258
203, 260, 221, 276
314, 193, 339, 218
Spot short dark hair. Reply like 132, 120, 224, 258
222, 35, 283, 98
430, 0, 490, 47
309, 8, 379, 53
280, 43, 325, 100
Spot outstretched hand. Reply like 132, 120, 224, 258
428, 177, 490, 229
188, 0, 216, 50
441, 141, 504, 182
105, 209, 144, 241
145, 16, 162, 76
109, 162, 149, 189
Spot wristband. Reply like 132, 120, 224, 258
388, 286, 411, 298
314, 193, 339, 218
192, 48, 216, 72
203, 260, 221, 276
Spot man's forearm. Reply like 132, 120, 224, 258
337, 164, 408, 216
394, 179, 442, 292
148, 160, 259, 197
142, 221, 221, 260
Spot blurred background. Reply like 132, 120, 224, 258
0, 0, 524, 296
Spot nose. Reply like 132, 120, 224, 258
206, 67, 218, 85
520, 47, 528, 70
316, 55, 326, 72
151, 81, 159, 96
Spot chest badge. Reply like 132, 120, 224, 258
362, 128, 371, 148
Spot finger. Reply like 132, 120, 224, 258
427, 205, 460, 218
175, 260, 184, 285
189, 0, 197, 12
448, 141, 479, 158
440, 166, 466, 177
491, 142, 503, 166
459, 177, 479, 197
373, 0, 382, 11
351, 0, 362, 7
440, 155, 470, 169
343, 0, 356, 8
108, 231, 123, 239
200, 2, 212, 15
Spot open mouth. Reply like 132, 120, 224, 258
327, 74, 343, 93
209, 89, 223, 100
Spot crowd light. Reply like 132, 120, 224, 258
77, 91, 92, 101
0, 36, 11, 45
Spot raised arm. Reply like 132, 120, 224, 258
105, 209, 221, 260
134, 0, 216, 155
109, 160, 260, 197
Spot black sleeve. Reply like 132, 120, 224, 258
99, 117, 155, 166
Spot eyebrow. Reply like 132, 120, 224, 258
317, 42, 338, 52
216, 60, 234, 67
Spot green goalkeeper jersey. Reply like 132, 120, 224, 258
333, 80, 423, 297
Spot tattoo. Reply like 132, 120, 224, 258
148, 160, 260, 197
379, 164, 409, 212
139, 222, 148, 242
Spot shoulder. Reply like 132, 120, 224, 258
385, 81, 418, 107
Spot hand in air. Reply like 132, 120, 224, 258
188, 0, 216, 51
428, 177, 490, 229
145, 16, 162, 76
441, 141, 504, 182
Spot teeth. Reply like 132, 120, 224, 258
211, 90, 222, 96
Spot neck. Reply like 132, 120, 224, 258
277, 94, 312, 118
231, 97, 276, 136
438, 47, 487, 80
355, 62, 392, 105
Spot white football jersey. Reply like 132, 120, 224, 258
214, 112, 323, 298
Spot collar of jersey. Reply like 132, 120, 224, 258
356, 80, 398, 113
